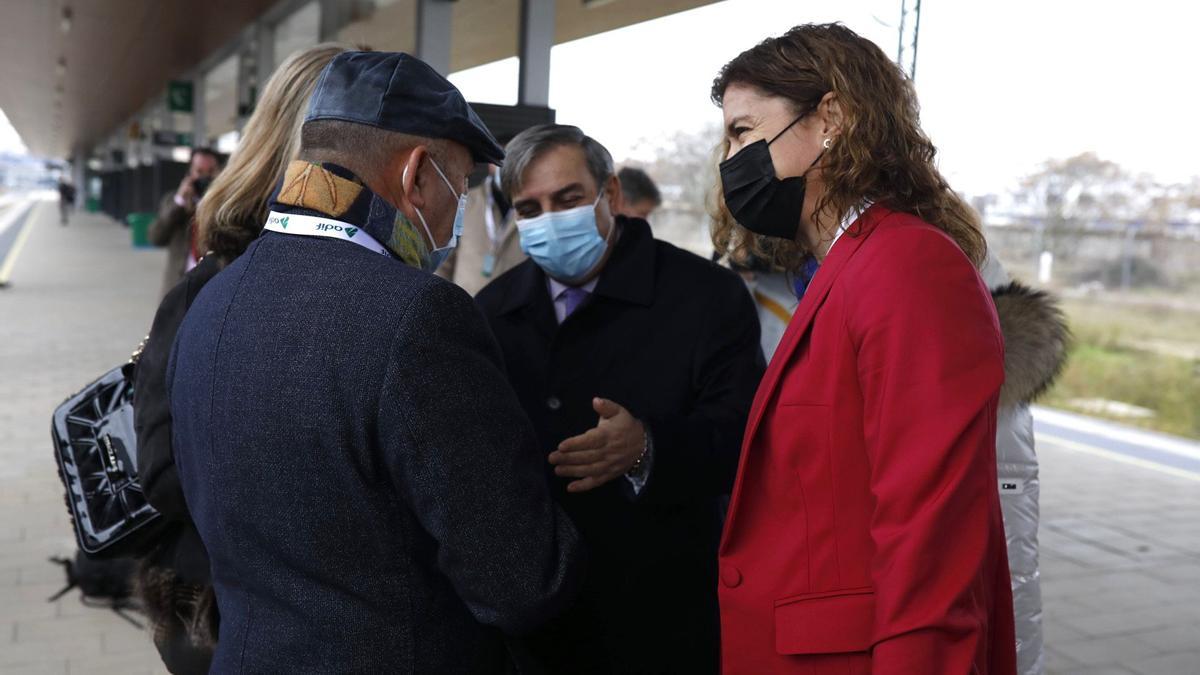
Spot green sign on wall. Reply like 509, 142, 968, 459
167, 80, 194, 113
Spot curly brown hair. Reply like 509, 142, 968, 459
709, 23, 986, 270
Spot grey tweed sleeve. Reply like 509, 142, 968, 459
378, 276, 584, 635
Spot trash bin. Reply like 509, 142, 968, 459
85, 197, 100, 213
126, 212, 154, 248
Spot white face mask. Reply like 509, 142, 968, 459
403, 157, 466, 273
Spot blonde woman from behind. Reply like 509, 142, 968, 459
131, 43, 354, 674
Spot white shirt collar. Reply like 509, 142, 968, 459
826, 201, 872, 254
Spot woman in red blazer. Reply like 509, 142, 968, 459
711, 24, 1017, 674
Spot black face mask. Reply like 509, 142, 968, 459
720, 113, 823, 241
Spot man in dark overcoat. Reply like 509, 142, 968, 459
475, 124, 765, 674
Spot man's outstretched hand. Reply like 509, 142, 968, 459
549, 397, 645, 493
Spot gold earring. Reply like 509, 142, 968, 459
823, 138, 832, 149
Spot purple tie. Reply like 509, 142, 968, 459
560, 286, 590, 319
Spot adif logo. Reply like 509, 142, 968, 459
315, 222, 358, 238
268, 215, 290, 229
280, 216, 289, 229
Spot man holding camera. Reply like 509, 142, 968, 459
149, 147, 221, 297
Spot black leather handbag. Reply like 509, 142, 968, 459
51, 339, 163, 558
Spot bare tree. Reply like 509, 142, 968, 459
1019, 152, 1138, 257
616, 125, 726, 256
629, 123, 723, 214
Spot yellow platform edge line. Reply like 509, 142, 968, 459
753, 290, 794, 325
1036, 431, 1200, 484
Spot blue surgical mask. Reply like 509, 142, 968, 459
517, 191, 612, 282
404, 157, 466, 273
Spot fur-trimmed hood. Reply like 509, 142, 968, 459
992, 281, 1071, 408
134, 561, 219, 651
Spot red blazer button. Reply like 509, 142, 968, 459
720, 564, 742, 588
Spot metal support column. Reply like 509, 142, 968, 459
319, 0, 353, 41
518, 0, 554, 107
236, 34, 258, 131
257, 20, 276, 85
897, 0, 922, 80
192, 74, 207, 148
416, 0, 453, 75
71, 148, 86, 207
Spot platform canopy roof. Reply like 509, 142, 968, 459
0, 0, 719, 158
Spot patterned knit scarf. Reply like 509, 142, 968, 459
274, 160, 432, 269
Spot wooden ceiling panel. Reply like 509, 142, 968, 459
0, 0, 278, 157
0, 0, 719, 159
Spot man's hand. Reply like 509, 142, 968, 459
550, 398, 645, 493
176, 175, 197, 207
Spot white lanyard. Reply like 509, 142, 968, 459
263, 211, 391, 258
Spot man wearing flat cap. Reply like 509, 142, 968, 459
167, 52, 582, 672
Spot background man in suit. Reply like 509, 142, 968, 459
149, 147, 220, 297
437, 164, 527, 295
168, 52, 582, 673
475, 124, 765, 674
616, 166, 662, 220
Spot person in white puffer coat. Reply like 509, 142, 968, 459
981, 253, 1071, 675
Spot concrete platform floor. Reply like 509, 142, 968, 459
1, 200, 1197, 674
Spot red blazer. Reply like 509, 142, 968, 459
719, 205, 1016, 674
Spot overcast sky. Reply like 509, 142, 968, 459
449, 0, 1200, 196
0, 108, 24, 155
4, 0, 1197, 196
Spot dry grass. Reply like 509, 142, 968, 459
1042, 296, 1200, 439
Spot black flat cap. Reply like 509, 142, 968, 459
306, 51, 505, 165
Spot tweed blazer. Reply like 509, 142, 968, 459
167, 171, 583, 673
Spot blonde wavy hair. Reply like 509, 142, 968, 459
196, 43, 352, 259
710, 23, 986, 271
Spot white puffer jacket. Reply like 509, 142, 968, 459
981, 254, 1070, 675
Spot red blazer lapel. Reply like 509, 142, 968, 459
721, 204, 891, 550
